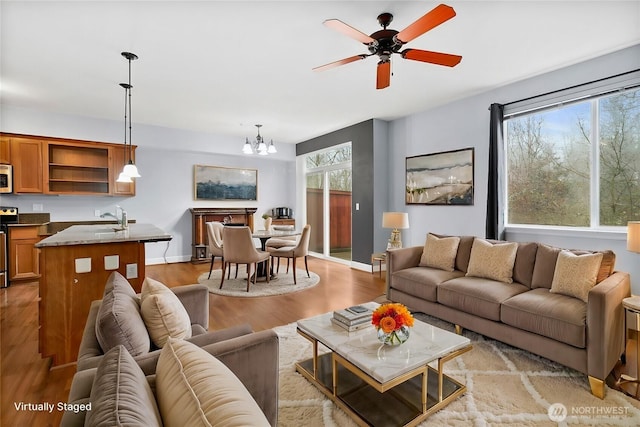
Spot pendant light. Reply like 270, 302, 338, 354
242, 124, 277, 155
117, 51, 140, 181
116, 81, 133, 183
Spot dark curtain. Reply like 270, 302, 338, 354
486, 103, 504, 240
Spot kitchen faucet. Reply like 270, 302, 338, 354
100, 206, 128, 229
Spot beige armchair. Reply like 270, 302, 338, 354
267, 224, 311, 284
221, 226, 271, 292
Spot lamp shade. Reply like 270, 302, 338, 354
382, 212, 409, 229
628, 221, 640, 253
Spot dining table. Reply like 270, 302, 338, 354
251, 228, 301, 279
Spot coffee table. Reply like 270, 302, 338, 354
296, 302, 471, 426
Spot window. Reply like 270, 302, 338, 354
505, 88, 640, 228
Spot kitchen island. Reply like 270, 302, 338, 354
35, 223, 172, 366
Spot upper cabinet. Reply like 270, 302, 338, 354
12, 137, 44, 193
1, 133, 136, 196
0, 135, 10, 164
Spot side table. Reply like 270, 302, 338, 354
619, 296, 640, 397
371, 252, 386, 278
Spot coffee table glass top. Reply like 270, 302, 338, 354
297, 302, 470, 383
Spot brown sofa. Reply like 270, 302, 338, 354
386, 234, 631, 398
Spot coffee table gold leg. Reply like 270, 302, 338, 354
422, 369, 428, 413
312, 340, 318, 379
438, 357, 444, 402
332, 354, 338, 396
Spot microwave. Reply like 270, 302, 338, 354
0, 165, 12, 193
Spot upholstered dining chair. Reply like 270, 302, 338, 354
206, 222, 224, 279
221, 226, 270, 292
266, 224, 311, 285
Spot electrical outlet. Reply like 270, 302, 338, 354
126, 263, 138, 279
94, 209, 101, 217
33, 203, 44, 212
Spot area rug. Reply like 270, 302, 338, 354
197, 266, 319, 297
275, 313, 640, 426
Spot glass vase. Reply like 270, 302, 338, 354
377, 325, 410, 346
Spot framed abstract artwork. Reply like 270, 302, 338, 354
406, 147, 474, 205
194, 165, 258, 201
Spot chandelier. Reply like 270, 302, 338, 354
243, 124, 277, 155
117, 51, 141, 183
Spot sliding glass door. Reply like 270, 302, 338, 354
304, 144, 352, 262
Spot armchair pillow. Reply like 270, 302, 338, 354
156, 337, 270, 427
419, 233, 460, 272
85, 345, 162, 427
140, 277, 192, 348
550, 250, 603, 302
95, 272, 150, 356
465, 238, 518, 283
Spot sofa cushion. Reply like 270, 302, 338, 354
391, 267, 465, 302
512, 242, 538, 287
419, 233, 460, 272
156, 337, 270, 427
85, 345, 162, 427
550, 251, 604, 302
501, 288, 587, 348
531, 244, 616, 289
438, 276, 529, 321
95, 272, 150, 356
140, 277, 192, 348
465, 238, 518, 283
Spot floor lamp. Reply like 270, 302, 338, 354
620, 221, 640, 395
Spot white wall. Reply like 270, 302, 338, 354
0, 106, 296, 264
388, 44, 640, 294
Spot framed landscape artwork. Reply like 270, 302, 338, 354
194, 165, 258, 201
406, 148, 474, 205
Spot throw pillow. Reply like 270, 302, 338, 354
95, 272, 150, 356
550, 250, 603, 302
140, 277, 192, 348
465, 238, 518, 283
156, 337, 270, 427
85, 345, 162, 427
419, 233, 460, 272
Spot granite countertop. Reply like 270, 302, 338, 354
35, 223, 172, 247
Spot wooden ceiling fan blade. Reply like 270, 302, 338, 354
313, 55, 368, 72
401, 49, 462, 67
376, 61, 391, 89
395, 4, 456, 44
323, 19, 375, 44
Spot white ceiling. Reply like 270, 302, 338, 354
1, 1, 639, 145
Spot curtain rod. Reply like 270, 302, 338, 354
491, 68, 640, 110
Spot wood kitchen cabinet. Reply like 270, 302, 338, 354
0, 133, 136, 196
11, 137, 44, 193
8, 225, 41, 281
0, 135, 10, 164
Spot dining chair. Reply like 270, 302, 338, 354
266, 224, 311, 285
206, 222, 224, 279
221, 226, 270, 292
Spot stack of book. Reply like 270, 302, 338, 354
331, 305, 372, 332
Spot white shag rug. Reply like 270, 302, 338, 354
274, 314, 640, 426
198, 265, 319, 297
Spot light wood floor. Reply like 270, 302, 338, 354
0, 257, 387, 427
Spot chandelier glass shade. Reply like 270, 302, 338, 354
243, 124, 277, 155
117, 51, 141, 183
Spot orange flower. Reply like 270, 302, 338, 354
372, 303, 414, 331
379, 316, 396, 333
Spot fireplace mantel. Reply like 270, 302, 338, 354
189, 207, 257, 262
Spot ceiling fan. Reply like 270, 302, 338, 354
313, 3, 462, 90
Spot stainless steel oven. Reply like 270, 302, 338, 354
0, 165, 13, 193
0, 206, 19, 287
